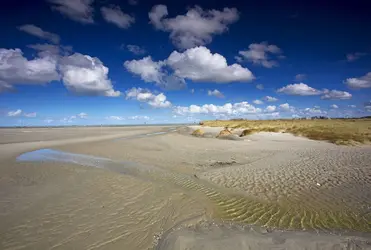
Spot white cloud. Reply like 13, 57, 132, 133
124, 56, 186, 90
7, 109, 22, 117
349, 105, 356, 108
256, 84, 264, 90
265, 105, 276, 112
24, 112, 37, 118
321, 90, 352, 100
207, 89, 224, 98
167, 46, 254, 83
27, 43, 73, 57
344, 72, 371, 89
78, 112, 88, 118
302, 107, 327, 115
124, 56, 164, 83
101, 5, 135, 29
47, 0, 94, 24
263, 96, 278, 102
279, 103, 294, 112
0, 48, 59, 90
190, 88, 195, 94
59, 53, 120, 97
125, 87, 171, 108
124, 47, 253, 89
277, 83, 322, 96
174, 101, 262, 116
106, 116, 125, 121
346, 52, 367, 62
295, 74, 306, 81
330, 104, 339, 109
253, 99, 263, 105
18, 24, 60, 44
149, 5, 239, 49
126, 44, 146, 55
237, 42, 284, 68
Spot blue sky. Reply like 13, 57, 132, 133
1, 0, 371, 126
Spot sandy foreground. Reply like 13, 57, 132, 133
1, 125, 371, 249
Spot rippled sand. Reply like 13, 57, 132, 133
1, 126, 371, 249
158, 222, 371, 250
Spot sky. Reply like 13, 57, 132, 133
0, 0, 371, 126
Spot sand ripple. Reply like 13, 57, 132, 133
16, 149, 371, 234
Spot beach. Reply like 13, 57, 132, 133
1, 125, 371, 249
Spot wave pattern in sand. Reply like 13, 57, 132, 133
17, 149, 371, 234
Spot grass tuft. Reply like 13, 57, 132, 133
191, 129, 204, 137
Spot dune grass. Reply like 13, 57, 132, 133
201, 119, 371, 145
191, 128, 204, 137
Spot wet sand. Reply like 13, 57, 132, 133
1, 126, 371, 249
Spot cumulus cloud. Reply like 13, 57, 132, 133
321, 90, 352, 100
124, 47, 253, 89
301, 107, 327, 116
47, 0, 94, 24
236, 42, 284, 68
124, 56, 165, 83
253, 99, 263, 105
101, 5, 135, 29
344, 72, 371, 89
124, 56, 185, 90
278, 83, 352, 101
27, 43, 73, 57
346, 52, 367, 62
59, 53, 120, 97
279, 103, 295, 112
7, 109, 22, 117
256, 84, 264, 90
207, 89, 224, 98
125, 87, 171, 108
126, 44, 146, 55
174, 101, 262, 116
149, 5, 239, 49
167, 46, 254, 83
18, 24, 60, 44
265, 105, 276, 112
295, 74, 306, 81
0, 48, 59, 90
330, 104, 339, 109
277, 83, 322, 96
263, 96, 278, 102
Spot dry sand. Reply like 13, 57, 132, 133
1, 125, 371, 249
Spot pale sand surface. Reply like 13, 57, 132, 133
1, 125, 371, 249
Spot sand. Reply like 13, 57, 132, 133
1, 125, 371, 249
